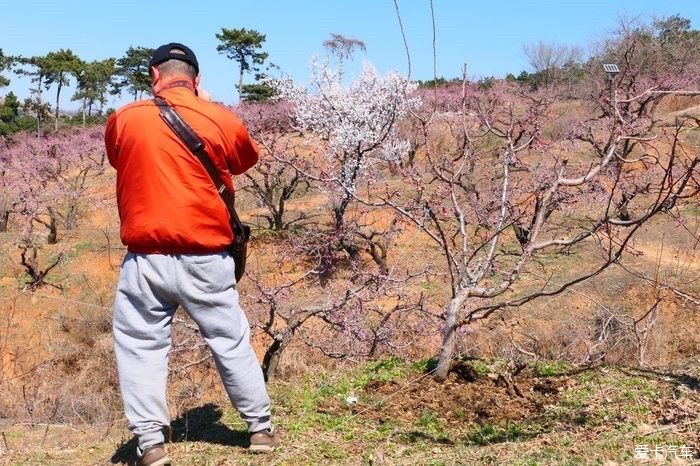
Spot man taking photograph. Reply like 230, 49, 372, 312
105, 42, 278, 466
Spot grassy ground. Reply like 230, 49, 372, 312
1, 359, 698, 465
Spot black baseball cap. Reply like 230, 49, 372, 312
149, 42, 199, 74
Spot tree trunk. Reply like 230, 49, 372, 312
274, 212, 284, 231
55, 78, 62, 132
36, 76, 43, 138
46, 207, 58, 244
0, 211, 9, 232
368, 240, 389, 276
274, 198, 285, 231
434, 295, 466, 381
238, 66, 244, 102
65, 202, 79, 230
334, 195, 352, 232
20, 245, 64, 291
261, 332, 293, 381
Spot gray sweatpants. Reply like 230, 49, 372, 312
113, 252, 271, 451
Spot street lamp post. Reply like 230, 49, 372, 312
602, 64, 620, 117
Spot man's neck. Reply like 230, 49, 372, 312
153, 75, 195, 94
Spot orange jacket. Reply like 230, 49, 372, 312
105, 78, 258, 254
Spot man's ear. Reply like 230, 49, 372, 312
150, 66, 160, 86
194, 74, 201, 87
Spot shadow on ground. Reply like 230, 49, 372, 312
110, 403, 248, 464
622, 367, 700, 391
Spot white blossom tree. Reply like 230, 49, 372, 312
274, 59, 419, 275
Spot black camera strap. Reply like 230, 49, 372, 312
152, 96, 248, 245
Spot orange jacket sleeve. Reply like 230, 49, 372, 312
105, 113, 119, 168
225, 115, 259, 175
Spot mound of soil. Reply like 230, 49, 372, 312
322, 363, 575, 427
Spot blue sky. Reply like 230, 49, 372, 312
1, 0, 698, 109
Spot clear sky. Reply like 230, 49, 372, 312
1, 0, 698, 110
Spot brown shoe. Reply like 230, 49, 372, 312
249, 428, 280, 453
136, 444, 171, 466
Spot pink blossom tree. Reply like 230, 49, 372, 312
3, 127, 106, 289
4, 126, 105, 243
361, 59, 699, 380
0, 136, 16, 232
235, 100, 313, 231
243, 245, 434, 379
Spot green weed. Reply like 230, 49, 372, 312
410, 357, 436, 373
466, 359, 491, 376
316, 439, 348, 460
418, 410, 441, 431
467, 422, 534, 445
354, 357, 406, 388
418, 280, 440, 292
530, 360, 572, 377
